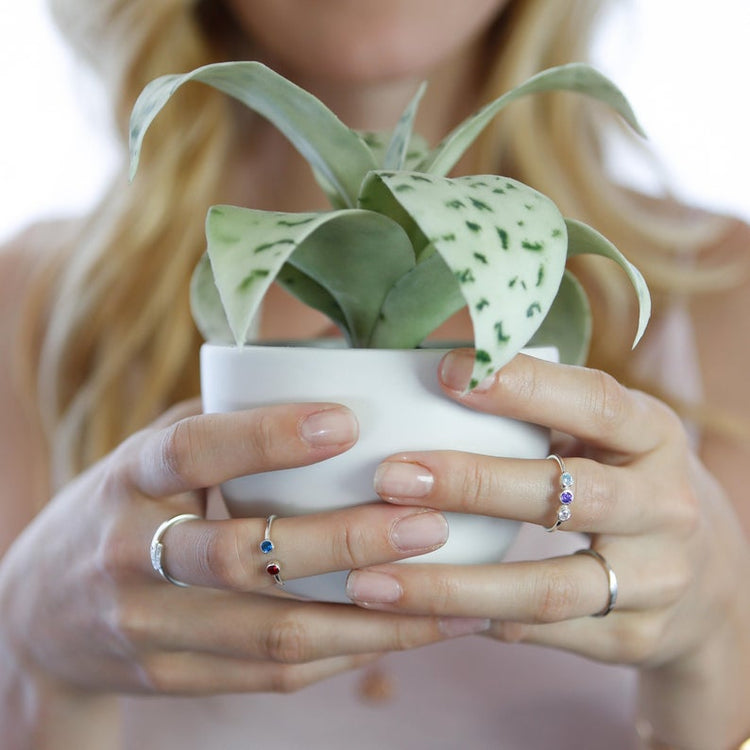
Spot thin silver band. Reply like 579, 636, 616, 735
149, 513, 201, 587
575, 548, 618, 617
545, 454, 575, 532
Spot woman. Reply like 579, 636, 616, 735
1, 0, 748, 747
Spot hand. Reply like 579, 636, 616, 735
0, 398, 486, 711
347, 350, 750, 745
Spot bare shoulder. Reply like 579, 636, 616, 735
0, 221, 77, 555
689, 218, 750, 522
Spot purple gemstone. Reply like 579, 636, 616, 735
560, 491, 574, 504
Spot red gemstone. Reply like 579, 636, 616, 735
266, 562, 281, 576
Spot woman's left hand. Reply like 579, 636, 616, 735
345, 350, 749, 716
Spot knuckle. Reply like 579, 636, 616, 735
330, 519, 369, 570
269, 664, 310, 694
263, 614, 311, 664
498, 355, 539, 402
459, 460, 499, 513
159, 417, 202, 487
612, 616, 666, 665
245, 411, 279, 465
588, 370, 629, 437
198, 528, 250, 590
428, 573, 462, 614
388, 619, 437, 652
576, 460, 615, 526
532, 567, 582, 624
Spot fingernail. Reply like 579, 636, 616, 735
438, 617, 491, 638
299, 407, 358, 447
374, 461, 434, 500
346, 571, 402, 604
390, 511, 448, 552
439, 351, 494, 393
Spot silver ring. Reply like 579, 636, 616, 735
260, 514, 284, 586
149, 513, 201, 587
575, 548, 618, 617
545, 454, 575, 532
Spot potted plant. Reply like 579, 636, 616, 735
129, 62, 650, 601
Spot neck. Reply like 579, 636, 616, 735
232, 32, 489, 214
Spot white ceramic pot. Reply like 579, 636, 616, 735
201, 342, 558, 602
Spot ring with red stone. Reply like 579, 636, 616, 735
544, 454, 574, 532
260, 514, 284, 586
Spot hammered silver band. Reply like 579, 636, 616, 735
260, 514, 284, 586
575, 547, 618, 617
149, 513, 201, 587
545, 454, 575, 532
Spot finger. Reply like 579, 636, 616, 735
345, 544, 680, 621
143, 503, 449, 590
138, 650, 381, 696
438, 350, 684, 456
373, 453, 678, 535
121, 403, 359, 497
129, 589, 489, 661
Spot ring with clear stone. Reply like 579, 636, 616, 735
544, 454, 574, 532
260, 514, 284, 586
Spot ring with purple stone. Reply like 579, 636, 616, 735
544, 454, 574, 532
260, 514, 284, 586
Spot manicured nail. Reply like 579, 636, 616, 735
346, 571, 402, 604
439, 351, 494, 393
374, 461, 434, 500
390, 511, 448, 552
299, 407, 358, 447
438, 617, 491, 638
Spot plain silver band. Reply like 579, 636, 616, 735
575, 548, 618, 617
150, 513, 201, 587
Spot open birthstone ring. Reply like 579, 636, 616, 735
545, 454, 574, 532
260, 514, 284, 586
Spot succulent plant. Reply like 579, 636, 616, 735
129, 61, 650, 389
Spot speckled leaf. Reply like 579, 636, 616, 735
565, 218, 651, 346
190, 253, 234, 343
420, 63, 645, 177
526, 270, 591, 365
383, 82, 427, 169
285, 210, 415, 346
129, 61, 376, 207
369, 251, 465, 348
361, 171, 568, 387
206, 206, 351, 344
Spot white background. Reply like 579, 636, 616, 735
1, 0, 749, 245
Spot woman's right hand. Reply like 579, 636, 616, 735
0, 400, 481, 734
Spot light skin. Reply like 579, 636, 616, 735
1, 1, 749, 747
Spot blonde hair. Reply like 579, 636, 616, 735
27, 0, 735, 486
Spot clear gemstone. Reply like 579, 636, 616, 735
558, 505, 572, 522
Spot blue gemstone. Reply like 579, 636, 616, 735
560, 490, 574, 504
560, 472, 573, 488
260, 539, 274, 554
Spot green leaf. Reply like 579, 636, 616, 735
362, 171, 568, 387
129, 61, 377, 207
419, 63, 646, 177
276, 264, 351, 342
564, 218, 651, 347
382, 82, 427, 169
526, 270, 591, 365
369, 251, 465, 348
285, 210, 416, 347
189, 253, 235, 343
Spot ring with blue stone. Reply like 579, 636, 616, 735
545, 454, 574, 532
260, 514, 284, 585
